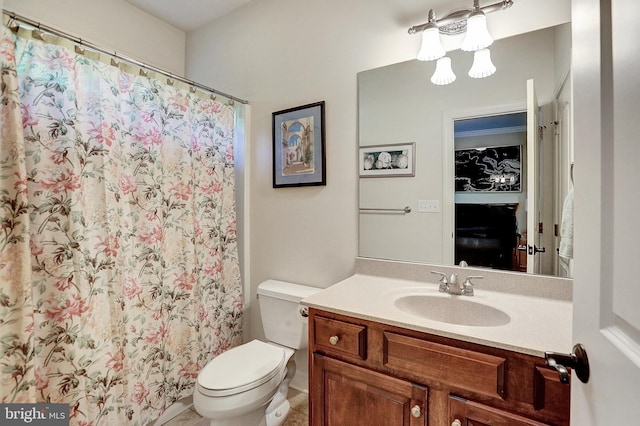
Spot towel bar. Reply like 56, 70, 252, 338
359, 206, 412, 214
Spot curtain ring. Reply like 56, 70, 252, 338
7, 17, 19, 32
32, 26, 46, 40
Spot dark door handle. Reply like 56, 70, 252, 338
545, 343, 590, 384
524, 244, 546, 255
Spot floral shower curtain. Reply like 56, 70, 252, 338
0, 23, 243, 425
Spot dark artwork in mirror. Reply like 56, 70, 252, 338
455, 146, 521, 192
455, 204, 519, 270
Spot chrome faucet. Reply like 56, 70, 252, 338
431, 271, 462, 294
448, 273, 462, 295
432, 271, 483, 296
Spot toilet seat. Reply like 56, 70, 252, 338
197, 340, 286, 397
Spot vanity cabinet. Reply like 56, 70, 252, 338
308, 309, 570, 426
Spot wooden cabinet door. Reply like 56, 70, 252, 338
449, 396, 550, 426
311, 354, 427, 426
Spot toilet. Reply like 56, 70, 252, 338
193, 280, 320, 426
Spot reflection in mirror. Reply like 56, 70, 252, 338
358, 24, 573, 277
454, 112, 526, 272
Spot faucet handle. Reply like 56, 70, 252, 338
466, 275, 484, 280
461, 275, 483, 296
431, 271, 448, 292
431, 271, 447, 282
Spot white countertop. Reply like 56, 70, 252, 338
301, 273, 573, 357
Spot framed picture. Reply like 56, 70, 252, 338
358, 143, 415, 177
272, 101, 326, 188
455, 145, 522, 192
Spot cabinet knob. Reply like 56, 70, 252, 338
411, 405, 421, 418
451, 420, 462, 426
329, 335, 339, 345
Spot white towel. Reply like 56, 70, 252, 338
559, 187, 574, 260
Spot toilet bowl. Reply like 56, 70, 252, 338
193, 280, 320, 426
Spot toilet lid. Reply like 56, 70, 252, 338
197, 340, 286, 397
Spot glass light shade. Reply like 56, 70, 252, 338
461, 12, 494, 52
417, 26, 445, 61
431, 57, 456, 85
468, 48, 496, 78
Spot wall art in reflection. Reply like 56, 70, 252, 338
358, 142, 415, 177
455, 145, 521, 192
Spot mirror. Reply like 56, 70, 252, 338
358, 23, 573, 277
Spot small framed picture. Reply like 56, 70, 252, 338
358, 142, 415, 177
272, 101, 326, 188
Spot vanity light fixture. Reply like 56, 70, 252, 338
409, 0, 513, 85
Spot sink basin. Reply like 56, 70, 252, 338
394, 295, 511, 327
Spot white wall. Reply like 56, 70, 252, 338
185, 0, 571, 348
3, 0, 185, 75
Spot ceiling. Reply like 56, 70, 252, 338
125, 0, 570, 37
124, 0, 253, 32
123, 0, 475, 33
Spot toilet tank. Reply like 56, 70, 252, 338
257, 280, 321, 350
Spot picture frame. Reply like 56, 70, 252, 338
272, 101, 326, 188
455, 145, 522, 192
358, 142, 415, 177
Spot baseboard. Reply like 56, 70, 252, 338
147, 396, 194, 425
289, 383, 309, 394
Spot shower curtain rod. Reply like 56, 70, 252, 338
2, 9, 249, 105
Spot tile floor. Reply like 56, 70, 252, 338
163, 389, 308, 426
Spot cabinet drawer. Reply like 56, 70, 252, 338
313, 316, 367, 360
450, 395, 550, 426
384, 332, 506, 399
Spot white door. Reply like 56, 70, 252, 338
526, 79, 542, 274
553, 99, 573, 278
570, 0, 640, 423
